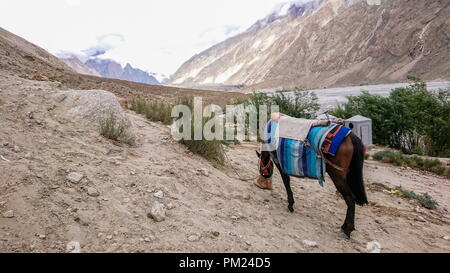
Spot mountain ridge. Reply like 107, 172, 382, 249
170, 0, 450, 91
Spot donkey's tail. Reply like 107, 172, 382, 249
348, 133, 368, 206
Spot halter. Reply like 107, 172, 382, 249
259, 158, 272, 177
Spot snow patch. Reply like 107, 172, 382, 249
214, 63, 244, 84
252, 40, 262, 49
173, 67, 203, 84
201, 77, 214, 84
261, 35, 278, 51
247, 56, 261, 66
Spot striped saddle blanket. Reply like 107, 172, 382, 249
262, 118, 351, 186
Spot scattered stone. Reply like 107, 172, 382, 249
366, 241, 382, 253
66, 241, 81, 253
302, 240, 318, 248
13, 145, 21, 153
2, 210, 14, 218
187, 235, 200, 242
166, 203, 176, 210
147, 201, 166, 222
144, 235, 156, 242
228, 232, 237, 237
106, 235, 113, 240
87, 187, 100, 197
212, 231, 220, 237
0, 201, 6, 207
153, 190, 164, 199
243, 194, 251, 200
66, 172, 83, 184
415, 216, 427, 223
375, 219, 383, 224
39, 234, 46, 239
245, 241, 252, 246
443, 236, 450, 241
197, 168, 210, 177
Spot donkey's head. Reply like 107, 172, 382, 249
256, 150, 274, 179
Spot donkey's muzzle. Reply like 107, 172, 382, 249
255, 176, 273, 190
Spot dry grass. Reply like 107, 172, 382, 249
99, 112, 135, 146
130, 97, 224, 164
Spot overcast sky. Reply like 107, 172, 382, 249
0, 0, 290, 76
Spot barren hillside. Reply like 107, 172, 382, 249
0, 27, 248, 106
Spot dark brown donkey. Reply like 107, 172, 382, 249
256, 132, 368, 238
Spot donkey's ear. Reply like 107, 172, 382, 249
256, 151, 261, 158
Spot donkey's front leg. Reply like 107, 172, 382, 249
275, 163, 295, 213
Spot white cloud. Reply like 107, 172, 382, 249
0, 0, 291, 75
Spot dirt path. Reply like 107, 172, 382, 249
0, 73, 449, 253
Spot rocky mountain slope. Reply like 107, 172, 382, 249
60, 56, 102, 77
0, 27, 245, 106
170, 0, 450, 91
0, 27, 75, 78
85, 58, 160, 85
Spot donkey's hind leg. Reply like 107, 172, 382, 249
328, 170, 356, 238
275, 163, 295, 213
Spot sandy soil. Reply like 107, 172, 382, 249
0, 73, 449, 253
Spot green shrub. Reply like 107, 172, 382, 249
373, 150, 450, 178
130, 97, 173, 125
395, 186, 438, 210
99, 112, 134, 146
176, 97, 225, 164
330, 78, 450, 157
229, 88, 319, 141
131, 97, 225, 164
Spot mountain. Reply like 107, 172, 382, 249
60, 55, 102, 77
170, 0, 450, 91
0, 27, 75, 78
85, 58, 160, 85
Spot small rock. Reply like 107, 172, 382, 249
212, 231, 220, 237
87, 187, 100, 197
2, 210, 14, 218
153, 190, 164, 199
66, 241, 81, 253
366, 241, 382, 253
415, 216, 427, 223
66, 172, 83, 184
147, 201, 166, 222
166, 203, 175, 210
106, 235, 113, 240
375, 219, 383, 224
187, 235, 200, 242
443, 236, 450, 241
302, 240, 318, 248
243, 194, 251, 200
144, 235, 156, 242
197, 168, 210, 177
39, 234, 46, 239
245, 241, 252, 246
13, 145, 21, 153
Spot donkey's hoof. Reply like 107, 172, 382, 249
288, 205, 294, 213
340, 228, 353, 239
339, 231, 350, 240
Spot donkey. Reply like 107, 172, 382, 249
256, 131, 368, 238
